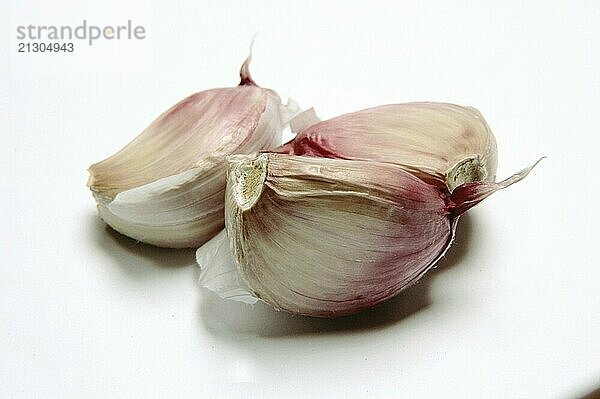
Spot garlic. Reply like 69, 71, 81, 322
88, 56, 299, 248
197, 153, 540, 318
276, 103, 498, 192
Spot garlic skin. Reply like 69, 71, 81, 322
210, 153, 539, 318
276, 103, 498, 192
88, 59, 299, 248
196, 230, 258, 305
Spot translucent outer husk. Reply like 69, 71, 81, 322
196, 153, 539, 318
276, 102, 498, 192
88, 60, 298, 248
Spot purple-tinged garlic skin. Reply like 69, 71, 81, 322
276, 103, 498, 193
88, 59, 297, 248
222, 153, 539, 318
89, 86, 269, 200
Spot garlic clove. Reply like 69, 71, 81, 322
276, 103, 498, 192
197, 153, 539, 318
88, 57, 299, 248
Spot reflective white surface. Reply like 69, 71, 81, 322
2, 1, 599, 397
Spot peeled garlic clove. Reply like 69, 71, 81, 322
276, 103, 498, 192
88, 57, 299, 248
209, 153, 538, 318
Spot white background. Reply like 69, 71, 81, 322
2, 1, 599, 398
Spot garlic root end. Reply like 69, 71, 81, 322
449, 157, 545, 216
228, 154, 268, 211
445, 156, 488, 192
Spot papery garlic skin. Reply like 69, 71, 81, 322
276, 103, 498, 192
196, 230, 258, 305
219, 153, 538, 317
88, 61, 298, 248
